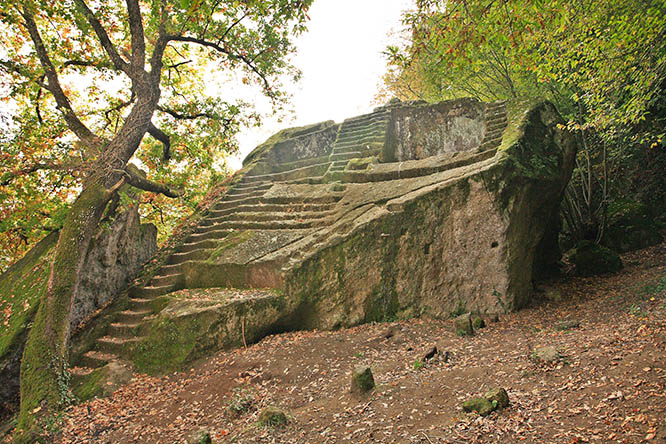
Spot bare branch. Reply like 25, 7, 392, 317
156, 105, 214, 120
124, 163, 183, 198
167, 35, 273, 95
20, 7, 100, 145
73, 0, 131, 75
147, 122, 171, 161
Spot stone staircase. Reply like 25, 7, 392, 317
73, 98, 513, 376
325, 108, 391, 176
480, 101, 508, 151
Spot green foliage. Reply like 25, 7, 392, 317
413, 359, 424, 370
227, 385, 257, 416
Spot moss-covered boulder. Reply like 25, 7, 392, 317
485, 387, 510, 409
602, 200, 663, 253
454, 313, 474, 336
350, 366, 375, 395
462, 397, 495, 416
570, 241, 623, 277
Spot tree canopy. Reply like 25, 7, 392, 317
0, 0, 311, 270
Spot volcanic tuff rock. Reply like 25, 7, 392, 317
74, 97, 577, 376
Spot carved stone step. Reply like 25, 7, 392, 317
197, 219, 328, 232
150, 271, 183, 286
80, 351, 117, 368
204, 210, 335, 226
187, 228, 239, 243
108, 322, 142, 337
128, 297, 157, 311
486, 120, 507, 133
227, 182, 272, 196
479, 137, 503, 151
97, 336, 143, 355
208, 202, 335, 219
330, 151, 362, 161
168, 248, 212, 264
132, 284, 176, 299
116, 309, 152, 323
179, 238, 224, 254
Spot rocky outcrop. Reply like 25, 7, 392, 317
74, 208, 157, 331
77, 97, 576, 377
0, 206, 156, 417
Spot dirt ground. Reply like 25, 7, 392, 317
33, 243, 666, 443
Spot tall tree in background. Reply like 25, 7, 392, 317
0, 0, 312, 439
382, 0, 666, 240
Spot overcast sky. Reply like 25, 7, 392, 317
228, 0, 413, 169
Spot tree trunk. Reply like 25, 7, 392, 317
15, 178, 113, 441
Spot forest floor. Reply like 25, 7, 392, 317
9, 243, 666, 443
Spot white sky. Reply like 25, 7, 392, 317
228, 0, 413, 170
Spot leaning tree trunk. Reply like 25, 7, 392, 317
15, 175, 118, 441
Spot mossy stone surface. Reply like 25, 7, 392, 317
485, 387, 510, 409
454, 313, 474, 336
571, 241, 623, 277
472, 315, 486, 330
462, 397, 496, 416
351, 366, 375, 395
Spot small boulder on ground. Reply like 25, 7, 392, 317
485, 387, 510, 409
462, 397, 495, 416
258, 406, 289, 427
463, 387, 510, 416
453, 313, 474, 336
533, 345, 560, 363
188, 430, 212, 444
351, 366, 375, 395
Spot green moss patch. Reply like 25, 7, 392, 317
0, 232, 56, 360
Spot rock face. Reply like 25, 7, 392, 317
74, 207, 157, 330
102, 97, 576, 376
0, 206, 156, 417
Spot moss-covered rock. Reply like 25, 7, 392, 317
602, 200, 663, 253
485, 387, 510, 409
454, 313, 474, 336
570, 241, 623, 277
472, 315, 486, 330
350, 366, 375, 395
462, 397, 495, 416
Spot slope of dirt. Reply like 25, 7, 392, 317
8, 243, 666, 444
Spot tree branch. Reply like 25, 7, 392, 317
124, 163, 183, 198
167, 35, 273, 95
147, 122, 171, 161
156, 105, 214, 120
73, 0, 131, 75
125, 0, 146, 69
0, 161, 81, 187
20, 7, 100, 145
